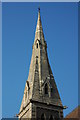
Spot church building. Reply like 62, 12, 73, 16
17, 8, 65, 119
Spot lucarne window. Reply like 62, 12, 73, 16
36, 59, 38, 65
45, 83, 48, 94
37, 43, 38, 48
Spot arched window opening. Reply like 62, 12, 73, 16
49, 115, 53, 120
45, 83, 48, 94
41, 113, 46, 120
36, 59, 38, 65
36, 43, 38, 48
35, 58, 38, 72
26, 81, 30, 90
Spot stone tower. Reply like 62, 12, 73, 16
18, 8, 64, 119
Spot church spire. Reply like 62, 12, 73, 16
18, 9, 64, 119
34, 8, 45, 45
36, 7, 42, 32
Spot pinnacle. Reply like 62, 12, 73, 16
34, 8, 45, 45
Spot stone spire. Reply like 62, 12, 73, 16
18, 9, 64, 119
34, 7, 45, 45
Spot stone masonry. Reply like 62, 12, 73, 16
18, 8, 64, 119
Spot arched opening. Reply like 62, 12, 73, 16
36, 58, 38, 65
49, 115, 53, 120
45, 83, 48, 94
41, 113, 46, 120
36, 43, 38, 48
26, 81, 30, 90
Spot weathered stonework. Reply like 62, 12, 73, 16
18, 9, 64, 119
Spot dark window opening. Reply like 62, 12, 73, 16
26, 81, 30, 91
49, 115, 53, 120
37, 43, 38, 48
41, 113, 46, 120
36, 59, 38, 65
45, 83, 48, 94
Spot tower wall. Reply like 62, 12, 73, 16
31, 102, 63, 119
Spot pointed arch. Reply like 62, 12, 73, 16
41, 113, 46, 120
36, 43, 38, 48
26, 81, 30, 90
49, 115, 54, 120
45, 83, 48, 94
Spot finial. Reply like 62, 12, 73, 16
38, 7, 40, 13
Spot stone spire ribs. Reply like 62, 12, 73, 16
19, 9, 63, 115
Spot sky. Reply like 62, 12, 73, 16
2, 2, 78, 118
